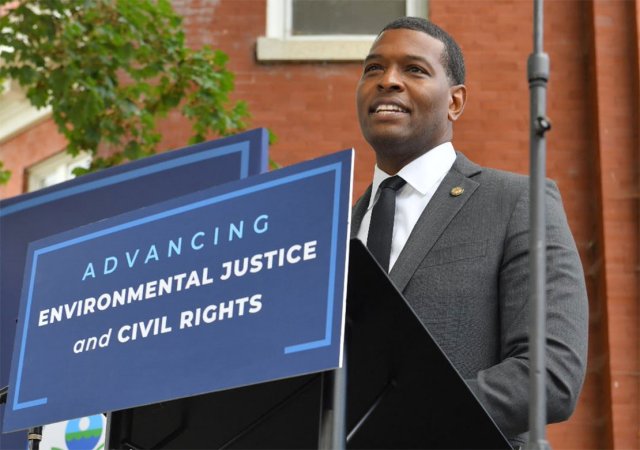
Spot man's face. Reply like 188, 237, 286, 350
356, 28, 464, 172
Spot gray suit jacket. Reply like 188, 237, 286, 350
351, 153, 588, 446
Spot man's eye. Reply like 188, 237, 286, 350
364, 64, 382, 73
407, 66, 427, 74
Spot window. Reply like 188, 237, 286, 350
291, 0, 407, 36
257, 0, 428, 61
27, 151, 92, 192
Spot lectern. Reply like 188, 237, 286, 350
108, 239, 511, 449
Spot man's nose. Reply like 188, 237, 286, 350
377, 67, 403, 91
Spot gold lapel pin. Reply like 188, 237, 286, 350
450, 186, 464, 197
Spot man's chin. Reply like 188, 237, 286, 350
365, 132, 412, 153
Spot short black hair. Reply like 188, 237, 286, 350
381, 17, 465, 85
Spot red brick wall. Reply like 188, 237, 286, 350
588, 0, 640, 448
1, 1, 638, 447
167, 0, 374, 197
0, 119, 67, 197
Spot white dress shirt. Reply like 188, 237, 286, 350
356, 142, 457, 270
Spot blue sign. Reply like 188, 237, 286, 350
3, 149, 352, 432
0, 129, 268, 446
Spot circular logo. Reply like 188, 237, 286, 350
64, 415, 103, 450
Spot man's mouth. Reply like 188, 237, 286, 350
370, 103, 409, 115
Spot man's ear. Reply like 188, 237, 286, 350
448, 84, 467, 122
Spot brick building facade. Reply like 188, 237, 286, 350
0, 1, 638, 448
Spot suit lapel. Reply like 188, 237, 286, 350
389, 153, 482, 291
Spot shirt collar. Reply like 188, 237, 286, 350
368, 142, 457, 208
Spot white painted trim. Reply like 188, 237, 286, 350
257, 36, 375, 61
0, 79, 52, 144
407, 0, 428, 17
284, 0, 292, 38
266, 0, 285, 38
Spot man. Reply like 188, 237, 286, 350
352, 17, 588, 448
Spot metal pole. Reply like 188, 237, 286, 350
318, 352, 347, 450
27, 426, 43, 450
525, 0, 552, 449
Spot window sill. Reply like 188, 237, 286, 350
256, 37, 375, 62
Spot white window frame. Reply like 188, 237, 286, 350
257, 0, 428, 61
27, 150, 92, 192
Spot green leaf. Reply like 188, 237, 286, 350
0, 0, 251, 175
0, 161, 11, 185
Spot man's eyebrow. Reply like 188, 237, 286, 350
404, 54, 435, 69
363, 53, 382, 63
363, 53, 435, 69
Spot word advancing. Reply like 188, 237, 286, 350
81, 214, 270, 281
39, 267, 214, 327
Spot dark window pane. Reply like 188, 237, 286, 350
292, 0, 406, 36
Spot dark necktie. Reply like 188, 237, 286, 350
367, 175, 406, 272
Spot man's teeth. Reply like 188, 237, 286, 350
375, 104, 407, 113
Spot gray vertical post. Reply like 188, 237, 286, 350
318, 356, 347, 450
525, 0, 552, 449
27, 426, 43, 450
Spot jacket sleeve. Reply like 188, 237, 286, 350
468, 180, 589, 438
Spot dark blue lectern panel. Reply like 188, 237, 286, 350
4, 149, 352, 432
0, 129, 268, 445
